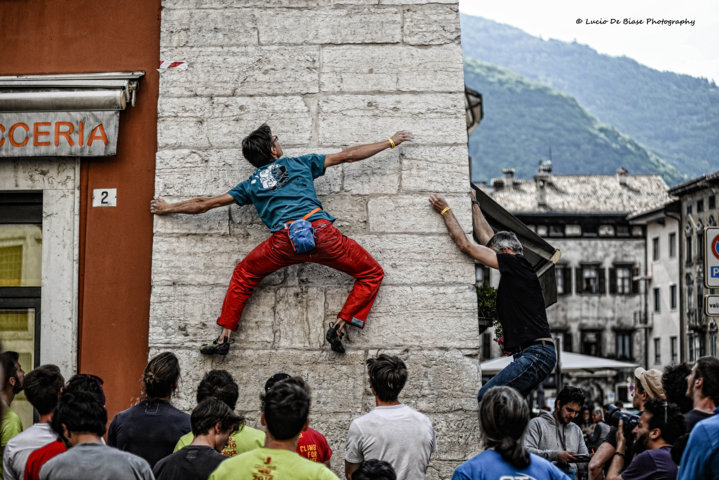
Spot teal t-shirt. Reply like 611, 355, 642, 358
228, 154, 335, 231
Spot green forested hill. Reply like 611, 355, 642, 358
461, 15, 719, 184
465, 57, 684, 184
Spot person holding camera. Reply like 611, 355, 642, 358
524, 386, 589, 477
589, 368, 666, 480
606, 399, 685, 480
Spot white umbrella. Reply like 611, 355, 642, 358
480, 351, 638, 375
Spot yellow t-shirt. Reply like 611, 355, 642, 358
1, 408, 24, 477
209, 448, 338, 480
174, 424, 265, 457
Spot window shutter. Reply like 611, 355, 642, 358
609, 267, 617, 294
576, 266, 583, 294
599, 268, 606, 294
564, 267, 573, 295
632, 265, 640, 294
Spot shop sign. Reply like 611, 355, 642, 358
706, 227, 719, 288
706, 295, 719, 316
0, 111, 119, 157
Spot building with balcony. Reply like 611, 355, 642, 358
628, 200, 682, 368
479, 165, 671, 405
669, 171, 719, 362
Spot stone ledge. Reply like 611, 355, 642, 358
257, 7, 401, 45
158, 46, 319, 97
318, 94, 466, 145
403, 4, 461, 46
320, 44, 463, 93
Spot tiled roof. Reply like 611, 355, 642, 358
668, 170, 719, 196
480, 174, 670, 215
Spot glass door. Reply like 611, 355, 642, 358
0, 192, 42, 429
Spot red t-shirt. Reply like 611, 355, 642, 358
24, 440, 67, 480
296, 427, 332, 464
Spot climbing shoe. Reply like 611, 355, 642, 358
326, 322, 346, 354
200, 336, 232, 356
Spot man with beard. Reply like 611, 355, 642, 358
524, 386, 589, 477
1, 352, 25, 477
589, 367, 666, 480
2, 365, 64, 480
607, 399, 685, 480
683, 356, 719, 431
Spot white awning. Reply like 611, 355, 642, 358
0, 72, 144, 157
480, 351, 638, 374
0, 72, 144, 112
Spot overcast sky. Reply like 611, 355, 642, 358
459, 0, 719, 83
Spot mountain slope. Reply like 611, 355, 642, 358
465, 57, 684, 184
461, 14, 719, 183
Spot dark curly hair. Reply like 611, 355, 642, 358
556, 386, 585, 409
261, 376, 310, 441
644, 398, 685, 445
23, 365, 64, 415
662, 363, 693, 413
197, 370, 239, 410
367, 354, 407, 403
52, 391, 107, 438
694, 356, 719, 405
353, 459, 396, 480
191, 397, 243, 437
242, 124, 276, 168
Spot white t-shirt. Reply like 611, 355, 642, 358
345, 404, 436, 480
2, 422, 57, 480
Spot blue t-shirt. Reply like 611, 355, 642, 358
228, 154, 335, 231
678, 407, 719, 480
452, 450, 570, 480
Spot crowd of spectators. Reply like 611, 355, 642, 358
1, 349, 719, 479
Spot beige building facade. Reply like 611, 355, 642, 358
669, 171, 719, 362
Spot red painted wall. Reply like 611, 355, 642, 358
0, 0, 161, 420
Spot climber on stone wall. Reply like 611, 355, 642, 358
151, 124, 412, 355
429, 190, 556, 404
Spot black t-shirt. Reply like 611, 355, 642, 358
496, 253, 551, 351
683, 409, 714, 432
605, 426, 618, 448
153, 445, 228, 480
108, 400, 191, 468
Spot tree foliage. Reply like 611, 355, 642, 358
464, 58, 684, 184
461, 15, 719, 184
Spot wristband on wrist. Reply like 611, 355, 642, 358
388, 138, 396, 149
471, 200, 480, 206
440, 206, 451, 216
614, 452, 625, 458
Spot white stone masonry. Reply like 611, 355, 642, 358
152, 2, 476, 477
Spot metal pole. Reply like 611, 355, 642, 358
555, 336, 563, 391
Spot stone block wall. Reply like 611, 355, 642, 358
151, 1, 478, 477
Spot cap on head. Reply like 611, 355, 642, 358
634, 367, 666, 400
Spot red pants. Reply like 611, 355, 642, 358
217, 220, 384, 331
